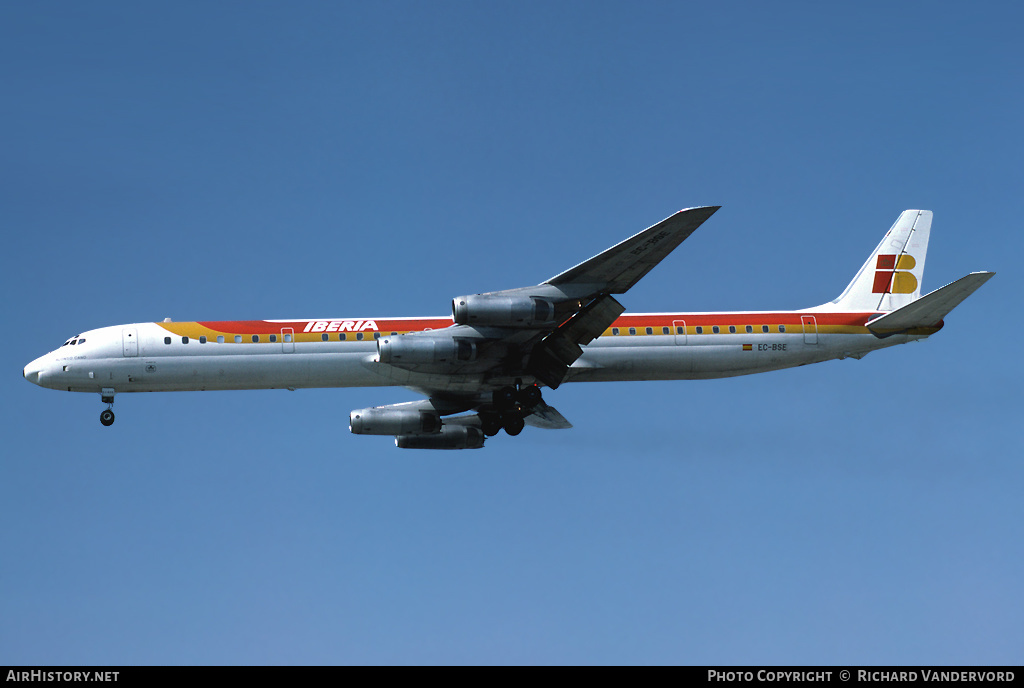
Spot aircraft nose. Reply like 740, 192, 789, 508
23, 357, 46, 386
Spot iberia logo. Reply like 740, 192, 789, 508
303, 319, 378, 333
872, 254, 917, 294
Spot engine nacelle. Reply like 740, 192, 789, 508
395, 426, 485, 450
377, 335, 477, 367
452, 294, 556, 327
349, 407, 441, 436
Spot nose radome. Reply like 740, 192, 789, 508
23, 358, 44, 386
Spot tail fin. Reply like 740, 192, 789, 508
832, 210, 932, 312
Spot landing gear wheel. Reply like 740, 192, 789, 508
100, 409, 115, 427
503, 415, 525, 436
480, 413, 503, 437
516, 385, 542, 409
493, 387, 517, 411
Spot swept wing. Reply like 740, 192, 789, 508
353, 206, 720, 446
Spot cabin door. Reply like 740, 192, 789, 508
801, 316, 818, 345
122, 328, 139, 357
672, 320, 687, 345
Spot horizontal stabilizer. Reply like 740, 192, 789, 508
524, 401, 573, 430
867, 271, 995, 335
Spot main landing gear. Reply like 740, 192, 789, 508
99, 388, 115, 427
480, 383, 542, 438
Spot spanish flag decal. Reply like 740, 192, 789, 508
743, 344, 752, 351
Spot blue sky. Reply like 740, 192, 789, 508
2, 1, 1021, 665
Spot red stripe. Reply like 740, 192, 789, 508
197, 318, 453, 334
611, 313, 878, 327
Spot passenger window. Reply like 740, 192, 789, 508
200, 336, 207, 344
728, 326, 735, 334
663, 327, 670, 335
340, 333, 347, 341
234, 335, 242, 343
356, 333, 364, 341
374, 332, 380, 339
182, 336, 189, 344
321, 333, 329, 341
612, 328, 619, 335
217, 336, 224, 343
712, 326, 720, 334
762, 325, 769, 333
779, 325, 786, 333
164, 337, 171, 345
269, 334, 277, 342
628, 327, 636, 335
284, 334, 292, 342
391, 332, 397, 336
676, 326, 684, 335
645, 327, 653, 335
696, 326, 703, 334
745, 325, 753, 333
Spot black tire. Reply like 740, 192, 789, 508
503, 415, 525, 436
479, 413, 503, 437
493, 386, 517, 410
100, 409, 115, 427
517, 385, 542, 409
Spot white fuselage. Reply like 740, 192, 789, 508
23, 311, 933, 397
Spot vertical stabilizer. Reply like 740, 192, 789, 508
832, 210, 932, 312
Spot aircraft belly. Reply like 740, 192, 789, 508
109, 353, 388, 392
569, 346, 690, 382
57, 357, 141, 392
569, 336, 865, 383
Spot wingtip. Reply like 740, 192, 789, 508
679, 205, 722, 214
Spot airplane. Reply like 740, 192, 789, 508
23, 207, 993, 449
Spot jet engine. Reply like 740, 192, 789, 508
349, 407, 441, 435
377, 336, 477, 367
452, 294, 556, 327
395, 426, 485, 450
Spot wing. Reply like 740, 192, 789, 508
527, 206, 720, 386
545, 206, 720, 293
351, 206, 720, 448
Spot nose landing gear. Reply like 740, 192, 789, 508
100, 388, 115, 427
